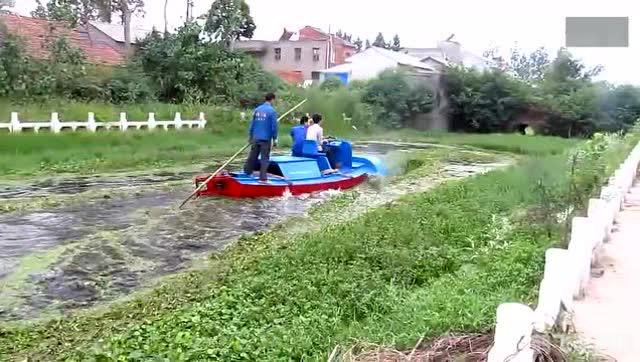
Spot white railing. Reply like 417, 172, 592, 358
0, 112, 207, 133
488, 141, 640, 362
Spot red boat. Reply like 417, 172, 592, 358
195, 140, 387, 199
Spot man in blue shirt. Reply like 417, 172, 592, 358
244, 93, 278, 182
290, 115, 309, 157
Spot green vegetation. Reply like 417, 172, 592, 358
445, 49, 640, 137
0, 129, 246, 177
1, 131, 635, 361
365, 130, 578, 156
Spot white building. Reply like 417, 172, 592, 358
318, 46, 435, 83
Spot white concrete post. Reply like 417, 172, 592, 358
119, 112, 128, 132
535, 248, 574, 332
587, 199, 613, 248
488, 303, 535, 362
10, 112, 21, 133
588, 199, 608, 247
87, 112, 97, 132
568, 217, 597, 298
198, 112, 206, 128
148, 112, 157, 130
534, 277, 561, 332
51, 112, 61, 133
174, 112, 183, 129
601, 186, 623, 214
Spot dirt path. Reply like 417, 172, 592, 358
574, 184, 640, 361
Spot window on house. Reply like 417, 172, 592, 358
346, 52, 352, 58
312, 48, 320, 61
274, 48, 281, 61
294, 48, 302, 61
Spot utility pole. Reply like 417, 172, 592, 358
185, 0, 194, 23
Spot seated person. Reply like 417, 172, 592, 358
305, 114, 324, 151
290, 116, 309, 157
306, 114, 341, 171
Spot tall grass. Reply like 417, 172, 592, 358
369, 130, 579, 156
0, 129, 252, 176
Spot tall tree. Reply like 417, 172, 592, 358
94, 0, 145, 52
164, 0, 169, 34
32, 0, 97, 26
185, 0, 194, 23
204, 0, 256, 47
391, 34, 401, 51
354, 37, 363, 52
508, 46, 551, 83
372, 32, 386, 48
0, 0, 15, 12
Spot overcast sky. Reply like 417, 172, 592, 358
9, 0, 639, 84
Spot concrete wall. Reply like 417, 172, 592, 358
237, 40, 329, 81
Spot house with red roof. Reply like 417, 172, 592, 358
235, 25, 358, 85
0, 13, 128, 66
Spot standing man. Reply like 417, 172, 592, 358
290, 115, 309, 157
244, 93, 278, 182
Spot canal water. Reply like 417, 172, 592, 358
0, 142, 504, 321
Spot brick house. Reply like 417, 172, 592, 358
0, 13, 127, 66
297, 26, 357, 66
235, 25, 358, 84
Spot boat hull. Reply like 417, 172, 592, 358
196, 173, 367, 198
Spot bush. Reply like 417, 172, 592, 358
135, 24, 282, 105
361, 70, 434, 128
106, 63, 156, 104
443, 67, 532, 132
320, 77, 343, 91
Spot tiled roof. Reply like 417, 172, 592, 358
90, 21, 151, 43
0, 14, 126, 66
299, 25, 356, 48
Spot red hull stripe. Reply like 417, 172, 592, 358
196, 174, 367, 198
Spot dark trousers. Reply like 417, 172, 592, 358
322, 145, 338, 168
244, 140, 271, 180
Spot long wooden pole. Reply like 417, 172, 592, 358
178, 99, 307, 209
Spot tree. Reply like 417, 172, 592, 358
362, 70, 434, 128
164, 0, 169, 34
0, 0, 15, 12
204, 0, 256, 47
354, 37, 363, 52
90, 0, 145, 52
135, 22, 278, 105
33, 0, 84, 26
508, 47, 551, 83
391, 34, 401, 51
365, 39, 371, 49
372, 32, 386, 48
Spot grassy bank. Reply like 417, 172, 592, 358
0, 127, 572, 179
0, 98, 364, 178
1, 132, 634, 361
0, 129, 249, 177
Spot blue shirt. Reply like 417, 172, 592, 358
290, 125, 307, 156
249, 103, 278, 142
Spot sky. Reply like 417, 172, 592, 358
9, 0, 640, 84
